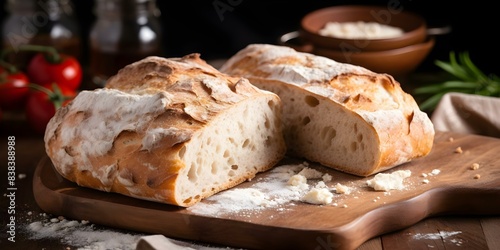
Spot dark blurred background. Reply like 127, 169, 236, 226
1, 0, 498, 76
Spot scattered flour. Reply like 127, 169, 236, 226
23, 213, 235, 250
412, 231, 462, 240
419, 169, 442, 184
190, 163, 417, 215
24, 215, 144, 250
21, 162, 443, 249
412, 231, 463, 246
188, 162, 343, 216
188, 164, 307, 216
186, 187, 278, 216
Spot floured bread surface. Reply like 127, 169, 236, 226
220, 44, 435, 177
44, 54, 286, 207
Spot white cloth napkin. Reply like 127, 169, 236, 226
136, 235, 240, 250
431, 92, 500, 138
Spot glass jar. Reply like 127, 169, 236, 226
1, 0, 81, 69
89, 0, 163, 87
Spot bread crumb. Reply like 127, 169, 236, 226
298, 167, 323, 179
366, 170, 412, 191
473, 174, 481, 179
421, 173, 428, 177
315, 181, 328, 189
448, 137, 454, 142
422, 179, 430, 184
471, 163, 480, 170
429, 169, 441, 176
342, 204, 348, 208
372, 199, 377, 202
288, 174, 307, 186
302, 188, 333, 205
334, 183, 351, 194
454, 147, 463, 154
322, 173, 332, 182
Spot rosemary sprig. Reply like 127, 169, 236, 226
413, 51, 500, 111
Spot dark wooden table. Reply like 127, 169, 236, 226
1, 114, 500, 250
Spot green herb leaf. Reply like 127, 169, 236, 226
413, 51, 500, 111
418, 92, 446, 112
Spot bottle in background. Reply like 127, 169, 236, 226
1, 0, 81, 69
89, 0, 163, 88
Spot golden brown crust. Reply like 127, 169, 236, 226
220, 44, 435, 176
45, 54, 285, 206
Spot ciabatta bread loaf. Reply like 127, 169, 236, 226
220, 44, 434, 177
44, 54, 286, 207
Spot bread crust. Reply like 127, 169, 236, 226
220, 44, 435, 176
44, 54, 286, 206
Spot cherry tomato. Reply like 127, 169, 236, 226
27, 53, 82, 91
25, 84, 76, 134
0, 67, 30, 110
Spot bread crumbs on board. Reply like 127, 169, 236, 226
188, 162, 423, 218
471, 163, 480, 170
21, 162, 455, 248
188, 162, 356, 216
366, 170, 412, 191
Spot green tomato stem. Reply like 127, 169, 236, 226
19, 44, 61, 63
28, 83, 65, 109
0, 55, 19, 73
28, 83, 55, 96
0, 44, 62, 64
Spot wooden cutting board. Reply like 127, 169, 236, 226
33, 131, 500, 250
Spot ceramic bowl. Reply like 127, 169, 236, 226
300, 5, 428, 51
278, 30, 435, 76
313, 37, 435, 76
